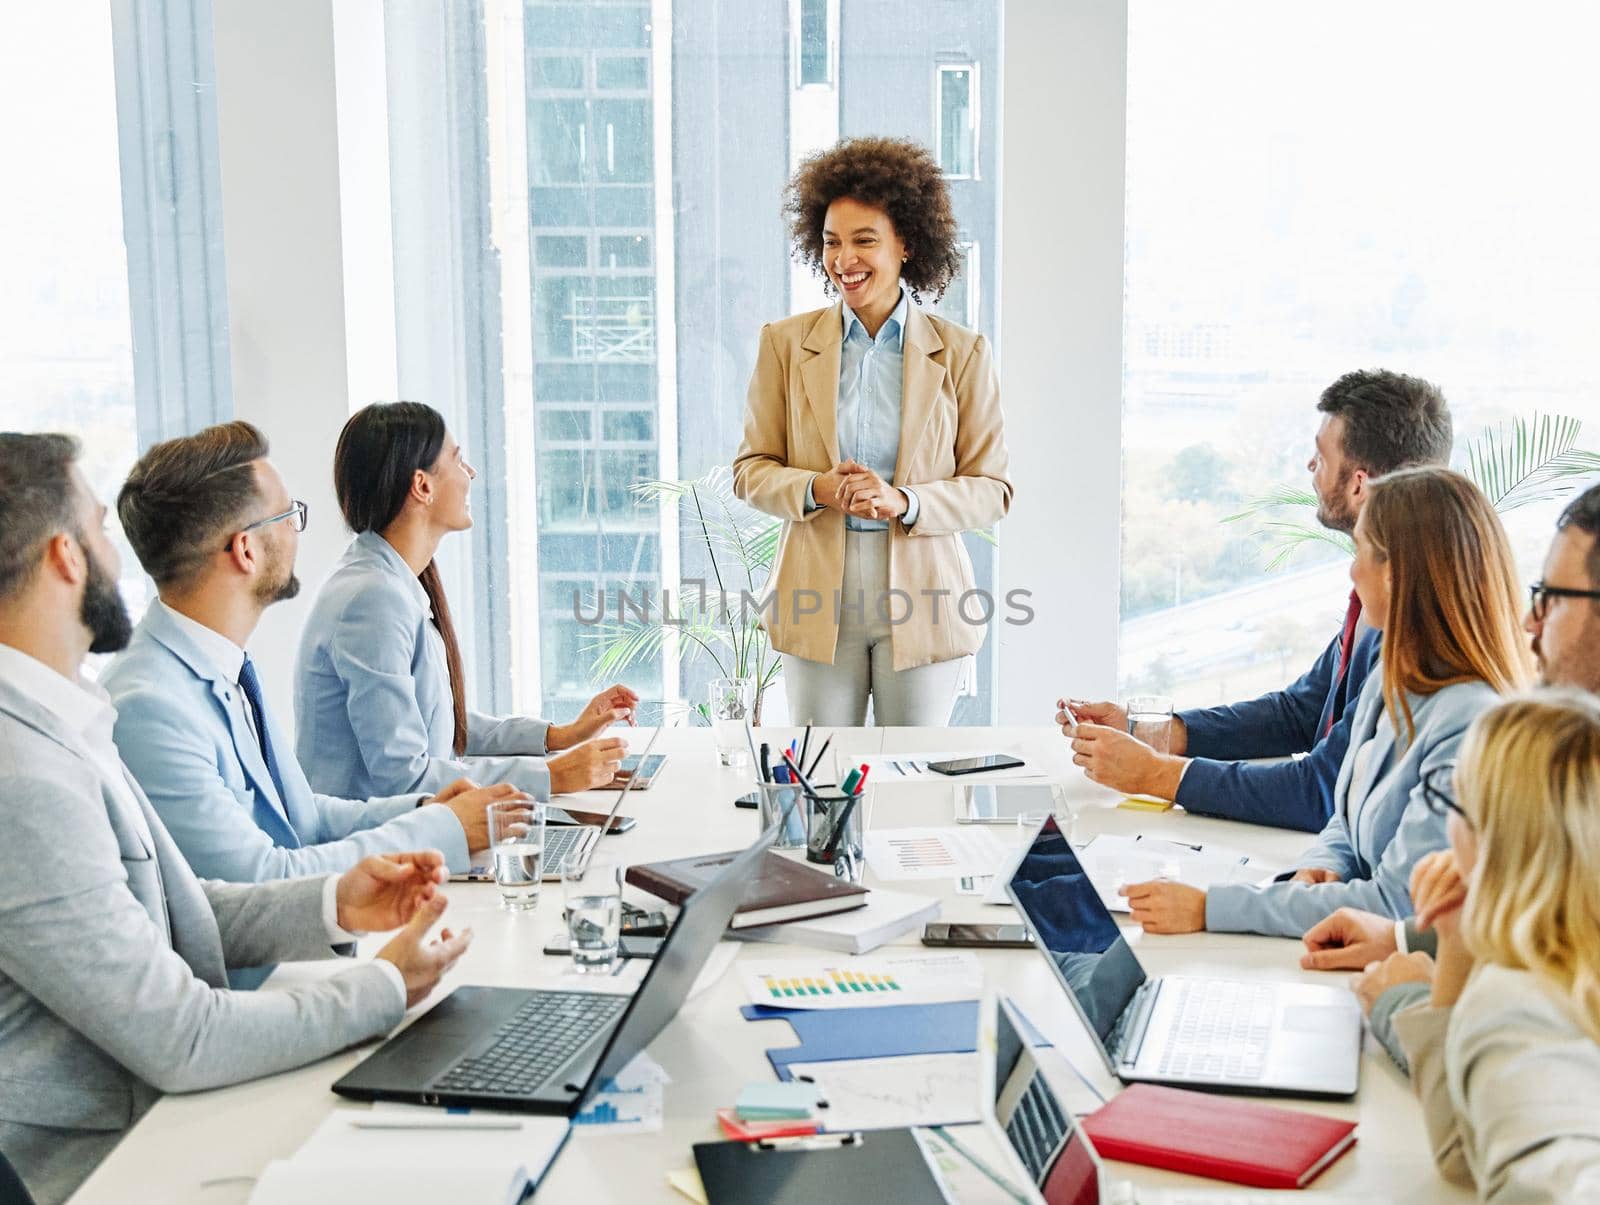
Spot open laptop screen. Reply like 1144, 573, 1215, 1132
1006, 816, 1146, 1048
994, 998, 1101, 1205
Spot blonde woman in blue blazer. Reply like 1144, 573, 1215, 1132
296, 402, 638, 802
1121, 467, 1533, 938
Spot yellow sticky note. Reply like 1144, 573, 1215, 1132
667, 1167, 709, 1205
1118, 795, 1175, 813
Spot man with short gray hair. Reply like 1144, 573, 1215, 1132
0, 432, 470, 1205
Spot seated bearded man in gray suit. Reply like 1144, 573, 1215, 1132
0, 433, 473, 1205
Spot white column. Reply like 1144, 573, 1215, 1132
996, 0, 1128, 722
212, 0, 353, 732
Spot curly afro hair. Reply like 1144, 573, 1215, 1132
783, 136, 962, 304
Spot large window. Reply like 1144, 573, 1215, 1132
474, 0, 1002, 720
0, 3, 146, 618
1121, 1, 1600, 708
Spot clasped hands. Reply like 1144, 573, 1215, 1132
335, 851, 471, 1007
814, 459, 908, 522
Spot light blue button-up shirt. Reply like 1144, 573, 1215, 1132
806, 288, 921, 531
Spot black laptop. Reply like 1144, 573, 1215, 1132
334, 822, 776, 1114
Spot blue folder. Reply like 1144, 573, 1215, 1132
740, 1000, 1048, 1080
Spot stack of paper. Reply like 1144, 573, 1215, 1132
1076, 833, 1281, 912
248, 1108, 569, 1205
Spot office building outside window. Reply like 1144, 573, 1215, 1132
476, 0, 1003, 722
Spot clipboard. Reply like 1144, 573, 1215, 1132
693, 1130, 947, 1204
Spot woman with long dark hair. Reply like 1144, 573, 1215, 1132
295, 402, 636, 800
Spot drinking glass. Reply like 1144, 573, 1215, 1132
486, 799, 546, 911
709, 677, 754, 767
1125, 694, 1175, 754
562, 855, 623, 973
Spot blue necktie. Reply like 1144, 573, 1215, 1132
237, 654, 289, 807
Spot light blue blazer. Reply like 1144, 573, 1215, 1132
102, 603, 469, 883
294, 532, 552, 801
1205, 670, 1500, 938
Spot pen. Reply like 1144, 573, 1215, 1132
781, 751, 823, 800
744, 719, 761, 772
798, 722, 812, 773
838, 767, 861, 796
853, 764, 870, 792
759, 742, 771, 784
803, 734, 832, 781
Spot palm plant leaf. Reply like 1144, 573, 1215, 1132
1256, 521, 1353, 571
1464, 414, 1600, 512
1223, 484, 1320, 525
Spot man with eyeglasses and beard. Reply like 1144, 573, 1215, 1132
0, 432, 471, 1205
1299, 480, 1600, 1071
101, 423, 525, 987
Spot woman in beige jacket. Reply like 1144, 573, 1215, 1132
732, 137, 1012, 727
1388, 691, 1600, 1202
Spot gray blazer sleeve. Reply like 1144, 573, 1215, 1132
0, 774, 404, 1096
1205, 715, 1460, 937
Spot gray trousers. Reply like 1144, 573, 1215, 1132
781, 531, 965, 727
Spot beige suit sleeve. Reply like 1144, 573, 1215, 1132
1393, 999, 1475, 1188
733, 324, 822, 522
901, 332, 1013, 537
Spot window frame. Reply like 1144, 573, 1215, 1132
934, 61, 981, 181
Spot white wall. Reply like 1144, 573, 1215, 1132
213, 0, 353, 729
995, 0, 1127, 722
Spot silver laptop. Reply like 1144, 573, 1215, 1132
453, 728, 661, 883
1006, 816, 1360, 1097
984, 994, 1109, 1204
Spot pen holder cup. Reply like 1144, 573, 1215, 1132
754, 780, 809, 849
802, 789, 865, 875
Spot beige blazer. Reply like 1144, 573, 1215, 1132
1394, 962, 1600, 1202
732, 302, 1012, 671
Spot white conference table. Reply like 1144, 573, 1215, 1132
71, 726, 1468, 1203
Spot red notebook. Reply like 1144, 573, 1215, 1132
1080, 1083, 1357, 1190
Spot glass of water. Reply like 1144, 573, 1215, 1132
562, 855, 623, 973
486, 798, 546, 911
708, 676, 754, 767
1125, 694, 1175, 754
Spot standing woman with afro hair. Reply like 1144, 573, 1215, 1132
733, 137, 1013, 727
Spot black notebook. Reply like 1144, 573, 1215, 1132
693, 1130, 947, 1204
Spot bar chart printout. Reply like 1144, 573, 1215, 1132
740, 953, 983, 1011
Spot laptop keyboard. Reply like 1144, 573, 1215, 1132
539, 827, 586, 878
431, 991, 628, 1096
1156, 978, 1274, 1082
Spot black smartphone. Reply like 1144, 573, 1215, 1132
920, 923, 1035, 949
542, 935, 663, 959
926, 754, 1026, 776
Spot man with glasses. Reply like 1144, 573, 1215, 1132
103, 422, 523, 986
1300, 481, 1600, 1070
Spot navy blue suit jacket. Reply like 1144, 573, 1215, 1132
1173, 624, 1382, 832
